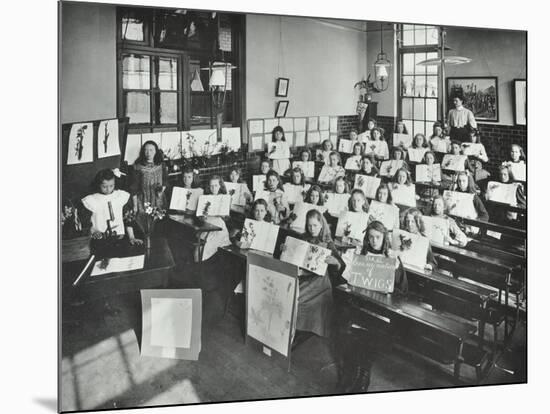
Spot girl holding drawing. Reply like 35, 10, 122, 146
318, 151, 345, 185
486, 165, 526, 227
463, 129, 490, 189
359, 154, 380, 177
318, 139, 335, 164
267, 126, 291, 176
501, 144, 526, 183
283, 167, 310, 205
304, 185, 325, 207
400, 208, 437, 270
263, 170, 290, 225
429, 195, 468, 247
228, 166, 253, 205
338, 220, 407, 393
395, 119, 409, 135
130, 140, 169, 214
365, 127, 389, 161
390, 146, 410, 172
451, 171, 490, 222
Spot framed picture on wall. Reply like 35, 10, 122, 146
447, 76, 499, 122
275, 100, 289, 118
276, 77, 290, 97
513, 79, 526, 126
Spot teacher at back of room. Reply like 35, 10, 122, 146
448, 92, 477, 143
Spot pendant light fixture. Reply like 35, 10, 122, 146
374, 22, 392, 92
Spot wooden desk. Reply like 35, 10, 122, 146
334, 284, 479, 381
63, 237, 175, 302
168, 213, 222, 264
449, 214, 526, 244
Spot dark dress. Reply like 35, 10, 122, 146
296, 236, 345, 338
130, 162, 169, 212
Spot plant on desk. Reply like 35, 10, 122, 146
136, 202, 166, 250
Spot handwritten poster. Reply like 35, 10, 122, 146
252, 175, 267, 192
124, 133, 142, 165
422, 215, 449, 245
141, 289, 202, 360
225, 182, 251, 207
442, 190, 477, 219
264, 119, 279, 134
415, 164, 442, 182
247, 261, 296, 357
294, 118, 306, 131
294, 131, 306, 147
329, 117, 338, 133
441, 154, 467, 171
345, 156, 362, 171
391, 184, 417, 207
407, 148, 428, 163
342, 253, 397, 293
196, 195, 231, 217
292, 161, 315, 178
290, 202, 327, 232
354, 175, 381, 199
338, 139, 354, 154
170, 187, 203, 212
308, 117, 319, 131
90, 255, 145, 277
486, 181, 519, 206
307, 131, 321, 145
67, 122, 94, 165
393, 133, 412, 148
324, 193, 351, 217
97, 119, 121, 158
379, 160, 404, 177
250, 135, 265, 152
160, 131, 182, 160
391, 229, 430, 268
335, 211, 369, 241
367, 200, 400, 230
249, 120, 264, 135
240, 219, 280, 254
280, 237, 331, 276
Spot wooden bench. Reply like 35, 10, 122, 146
334, 285, 488, 383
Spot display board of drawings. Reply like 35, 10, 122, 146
247, 116, 338, 152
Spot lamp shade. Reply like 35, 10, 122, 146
375, 64, 388, 79
209, 69, 226, 87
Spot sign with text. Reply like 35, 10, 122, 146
344, 254, 397, 293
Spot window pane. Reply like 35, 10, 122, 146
415, 53, 427, 75
402, 76, 415, 97
219, 26, 232, 52
155, 92, 178, 124
426, 99, 438, 121
426, 52, 438, 74
426, 75, 438, 98
413, 98, 425, 120
426, 27, 439, 45
415, 76, 426, 97
414, 120, 425, 136
403, 24, 414, 46
414, 26, 426, 45
157, 57, 178, 90
403, 53, 415, 75
121, 12, 145, 41
402, 98, 413, 118
122, 54, 150, 90
125, 91, 150, 124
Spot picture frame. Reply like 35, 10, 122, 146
276, 77, 290, 97
513, 79, 526, 126
275, 100, 289, 118
447, 76, 499, 122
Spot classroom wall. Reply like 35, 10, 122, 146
60, 2, 117, 124
445, 27, 526, 126
366, 22, 397, 119
245, 15, 368, 120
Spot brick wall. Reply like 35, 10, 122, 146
477, 123, 527, 177
337, 115, 359, 140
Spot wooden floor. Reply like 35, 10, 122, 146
60, 238, 526, 412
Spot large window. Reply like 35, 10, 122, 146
399, 24, 439, 137
117, 7, 244, 133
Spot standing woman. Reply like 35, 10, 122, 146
448, 93, 478, 143
130, 140, 169, 213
